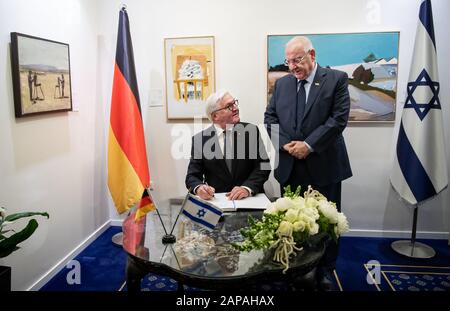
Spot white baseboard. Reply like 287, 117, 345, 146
27, 220, 112, 291
110, 219, 123, 226
345, 229, 449, 240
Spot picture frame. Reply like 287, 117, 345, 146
164, 36, 215, 120
10, 32, 72, 118
267, 32, 400, 123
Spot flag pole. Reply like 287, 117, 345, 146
391, 205, 435, 258
162, 191, 190, 244
147, 189, 171, 238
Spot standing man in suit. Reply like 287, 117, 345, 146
186, 90, 270, 201
264, 36, 352, 290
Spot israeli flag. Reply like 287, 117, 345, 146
181, 194, 223, 230
391, 0, 448, 205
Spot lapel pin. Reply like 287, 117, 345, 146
315, 82, 320, 86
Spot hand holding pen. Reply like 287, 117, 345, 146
197, 183, 215, 200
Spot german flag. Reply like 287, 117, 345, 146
135, 189, 155, 221
108, 7, 155, 220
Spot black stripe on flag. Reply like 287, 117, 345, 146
115, 8, 141, 113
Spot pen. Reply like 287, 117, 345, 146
205, 182, 215, 198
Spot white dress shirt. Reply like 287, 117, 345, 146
194, 124, 253, 196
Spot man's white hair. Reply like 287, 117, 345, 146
286, 36, 314, 53
205, 90, 230, 122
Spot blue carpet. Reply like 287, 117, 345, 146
382, 267, 450, 291
335, 237, 450, 291
40, 227, 450, 291
40, 226, 127, 291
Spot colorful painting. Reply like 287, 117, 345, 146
10, 32, 72, 118
267, 32, 400, 122
164, 36, 215, 120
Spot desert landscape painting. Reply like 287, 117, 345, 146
11, 33, 72, 117
267, 32, 399, 122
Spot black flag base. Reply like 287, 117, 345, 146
112, 232, 123, 247
162, 234, 176, 244
391, 240, 435, 258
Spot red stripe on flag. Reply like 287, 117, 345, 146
135, 190, 156, 221
139, 195, 152, 208
110, 64, 150, 188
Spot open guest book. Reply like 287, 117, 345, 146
208, 192, 271, 212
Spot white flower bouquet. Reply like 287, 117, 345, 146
234, 186, 349, 272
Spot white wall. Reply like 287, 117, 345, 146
97, 0, 450, 237
1, 0, 449, 290
0, 0, 109, 290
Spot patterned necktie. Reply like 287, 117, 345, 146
223, 130, 233, 173
297, 80, 307, 128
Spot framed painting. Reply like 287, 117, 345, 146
267, 32, 400, 122
164, 36, 215, 120
10, 32, 72, 118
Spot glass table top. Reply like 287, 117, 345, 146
122, 202, 324, 280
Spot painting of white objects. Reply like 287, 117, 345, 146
164, 36, 215, 120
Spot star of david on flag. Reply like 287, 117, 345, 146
404, 69, 441, 121
181, 194, 223, 230
390, 0, 448, 205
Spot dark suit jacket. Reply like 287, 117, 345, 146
264, 65, 352, 186
185, 122, 270, 194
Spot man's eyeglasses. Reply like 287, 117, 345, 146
213, 99, 239, 113
284, 50, 310, 66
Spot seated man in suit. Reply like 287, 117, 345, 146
186, 90, 270, 200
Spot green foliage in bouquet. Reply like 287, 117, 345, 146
282, 184, 301, 199
234, 185, 349, 272
0, 207, 49, 258
238, 213, 283, 252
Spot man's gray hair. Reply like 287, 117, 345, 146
205, 90, 230, 121
286, 36, 314, 53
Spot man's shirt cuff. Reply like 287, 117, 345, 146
193, 184, 202, 194
241, 186, 253, 196
304, 141, 314, 152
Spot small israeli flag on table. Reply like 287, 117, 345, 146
181, 194, 223, 230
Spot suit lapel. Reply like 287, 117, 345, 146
303, 65, 327, 121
